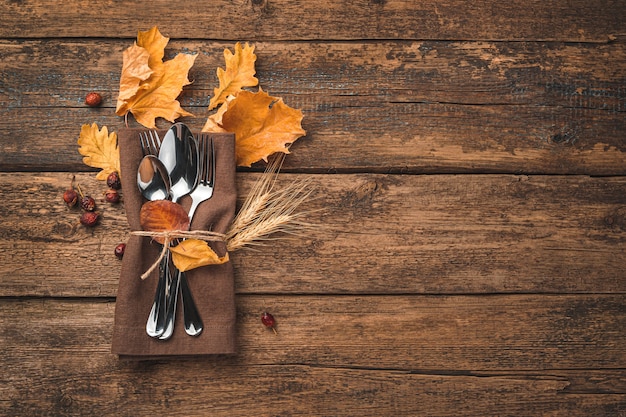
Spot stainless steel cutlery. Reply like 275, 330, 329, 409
137, 123, 216, 339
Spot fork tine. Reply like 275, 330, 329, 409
139, 132, 149, 156
198, 135, 206, 186
148, 130, 161, 155
207, 137, 215, 187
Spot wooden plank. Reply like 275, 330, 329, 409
1, 173, 624, 297
2, 366, 623, 417
2, 295, 626, 371
2, 365, 625, 417
1, 39, 624, 174
3, 40, 625, 110
0, 0, 623, 42
3, 105, 624, 175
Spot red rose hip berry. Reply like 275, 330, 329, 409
85, 92, 102, 107
80, 195, 96, 211
261, 312, 277, 334
63, 188, 78, 207
80, 211, 99, 227
114, 243, 126, 259
104, 189, 120, 204
107, 171, 121, 190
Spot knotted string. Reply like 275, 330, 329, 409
130, 230, 227, 279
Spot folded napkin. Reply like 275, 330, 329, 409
111, 128, 237, 359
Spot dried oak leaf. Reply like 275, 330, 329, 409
170, 239, 229, 272
78, 123, 120, 180
115, 26, 197, 128
140, 200, 189, 245
208, 42, 258, 111
204, 89, 306, 167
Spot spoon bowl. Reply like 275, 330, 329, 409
137, 155, 171, 201
159, 123, 198, 202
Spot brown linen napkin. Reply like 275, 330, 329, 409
111, 128, 237, 359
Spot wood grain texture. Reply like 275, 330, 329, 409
1, 39, 624, 174
0, 0, 623, 42
1, 1, 625, 415
1, 297, 625, 416
1, 172, 624, 297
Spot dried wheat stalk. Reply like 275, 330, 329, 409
226, 155, 316, 252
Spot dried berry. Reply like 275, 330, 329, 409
63, 188, 78, 207
114, 243, 126, 259
261, 312, 277, 334
80, 195, 96, 211
85, 92, 102, 107
104, 189, 120, 204
80, 211, 99, 227
107, 171, 121, 190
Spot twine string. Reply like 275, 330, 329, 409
131, 230, 227, 280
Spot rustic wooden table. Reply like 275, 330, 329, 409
1, 1, 625, 415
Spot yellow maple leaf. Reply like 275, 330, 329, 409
116, 43, 152, 105
170, 239, 229, 272
208, 42, 258, 111
202, 94, 233, 132
206, 89, 305, 167
115, 26, 197, 128
78, 123, 120, 180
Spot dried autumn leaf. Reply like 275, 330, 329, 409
140, 200, 190, 244
116, 26, 197, 128
77, 123, 120, 180
208, 89, 305, 167
116, 43, 152, 104
202, 94, 233, 132
208, 42, 258, 111
170, 239, 229, 272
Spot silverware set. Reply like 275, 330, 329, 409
137, 122, 216, 339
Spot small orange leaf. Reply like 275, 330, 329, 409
214, 89, 306, 167
116, 43, 152, 104
170, 239, 229, 272
77, 123, 120, 180
140, 200, 189, 244
208, 42, 258, 111
116, 26, 197, 128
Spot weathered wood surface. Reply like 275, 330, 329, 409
1, 172, 624, 297
1, 0, 623, 42
1, 297, 625, 416
1, 39, 624, 174
1, 0, 625, 415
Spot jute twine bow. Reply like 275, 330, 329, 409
131, 230, 226, 280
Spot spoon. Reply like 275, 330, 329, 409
158, 122, 203, 339
137, 155, 171, 338
159, 123, 198, 203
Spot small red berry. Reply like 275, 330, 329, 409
80, 211, 99, 227
85, 92, 102, 107
80, 195, 96, 211
104, 189, 120, 204
261, 312, 277, 334
114, 243, 126, 259
63, 188, 78, 207
107, 171, 121, 190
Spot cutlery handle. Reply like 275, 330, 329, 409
146, 250, 169, 338
158, 270, 180, 340
181, 273, 203, 336
153, 251, 204, 339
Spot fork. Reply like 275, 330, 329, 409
160, 133, 215, 337
187, 133, 216, 222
